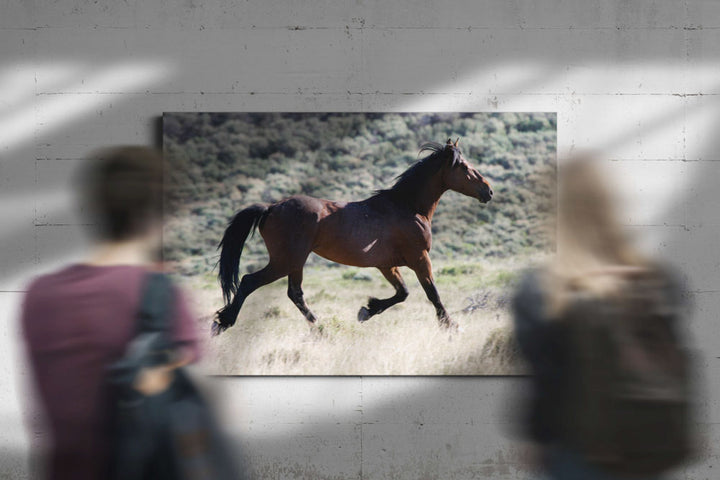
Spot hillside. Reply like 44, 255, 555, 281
163, 112, 555, 276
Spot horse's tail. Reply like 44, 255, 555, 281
218, 204, 269, 303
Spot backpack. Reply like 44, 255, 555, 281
106, 273, 242, 480
559, 268, 694, 475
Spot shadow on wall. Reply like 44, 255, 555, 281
6, 99, 719, 480
0, 61, 173, 292
4, 8, 720, 476
0, 27, 709, 287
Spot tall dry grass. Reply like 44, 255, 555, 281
176, 256, 538, 375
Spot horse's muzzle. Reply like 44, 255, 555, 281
478, 187, 493, 203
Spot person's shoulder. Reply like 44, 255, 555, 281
649, 261, 684, 285
25, 264, 152, 297
512, 267, 552, 323
514, 268, 547, 303
642, 261, 688, 307
23, 265, 78, 297
624, 261, 683, 294
21, 265, 86, 328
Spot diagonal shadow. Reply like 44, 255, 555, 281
5, 6, 720, 478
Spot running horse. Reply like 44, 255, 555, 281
213, 139, 493, 336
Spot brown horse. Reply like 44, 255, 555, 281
213, 139, 493, 336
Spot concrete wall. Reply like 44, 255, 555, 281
1, 1, 718, 478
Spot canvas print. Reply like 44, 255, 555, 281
163, 112, 555, 375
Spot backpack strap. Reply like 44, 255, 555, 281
136, 272, 175, 335
106, 273, 176, 390
126, 272, 176, 367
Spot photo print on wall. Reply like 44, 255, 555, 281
163, 112, 556, 375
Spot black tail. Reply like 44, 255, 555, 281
218, 204, 268, 304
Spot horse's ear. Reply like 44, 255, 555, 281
454, 137, 460, 147
446, 138, 453, 145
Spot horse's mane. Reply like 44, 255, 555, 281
373, 142, 459, 202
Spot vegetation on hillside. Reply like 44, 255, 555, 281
163, 112, 555, 276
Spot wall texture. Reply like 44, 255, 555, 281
1, 1, 718, 478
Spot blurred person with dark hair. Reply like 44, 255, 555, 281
512, 156, 695, 479
21, 147, 199, 479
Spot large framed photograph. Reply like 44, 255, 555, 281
163, 112, 555, 375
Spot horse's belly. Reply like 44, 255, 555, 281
312, 239, 398, 268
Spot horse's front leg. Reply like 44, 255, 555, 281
410, 251, 458, 329
358, 266, 409, 322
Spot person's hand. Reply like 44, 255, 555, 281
133, 365, 174, 396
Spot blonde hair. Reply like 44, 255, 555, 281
543, 154, 647, 316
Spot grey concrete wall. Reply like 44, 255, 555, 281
1, 1, 718, 478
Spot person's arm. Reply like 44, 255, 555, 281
133, 284, 199, 396
133, 350, 191, 396
512, 269, 566, 446
169, 285, 201, 361
512, 270, 549, 363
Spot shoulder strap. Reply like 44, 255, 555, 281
137, 272, 175, 336
107, 273, 176, 386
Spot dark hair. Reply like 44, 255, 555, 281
81, 146, 164, 241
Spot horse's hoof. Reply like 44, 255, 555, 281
358, 306, 370, 322
211, 322, 225, 337
449, 323, 464, 338
440, 318, 460, 331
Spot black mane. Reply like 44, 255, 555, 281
373, 142, 459, 202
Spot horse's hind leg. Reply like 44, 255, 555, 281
214, 263, 287, 335
358, 266, 409, 322
287, 270, 318, 325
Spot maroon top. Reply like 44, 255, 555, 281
21, 264, 199, 480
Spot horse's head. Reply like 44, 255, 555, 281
441, 138, 493, 203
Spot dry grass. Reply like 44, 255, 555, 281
175, 256, 537, 376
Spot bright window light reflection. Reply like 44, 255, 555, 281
0, 57, 717, 447
401, 62, 717, 230
0, 61, 172, 152
0, 189, 68, 226
0, 63, 81, 112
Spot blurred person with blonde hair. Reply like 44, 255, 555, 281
512, 155, 694, 479
21, 147, 199, 479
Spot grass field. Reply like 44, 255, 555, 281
173, 254, 538, 376
163, 112, 555, 375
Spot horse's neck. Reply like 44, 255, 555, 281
411, 175, 447, 221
